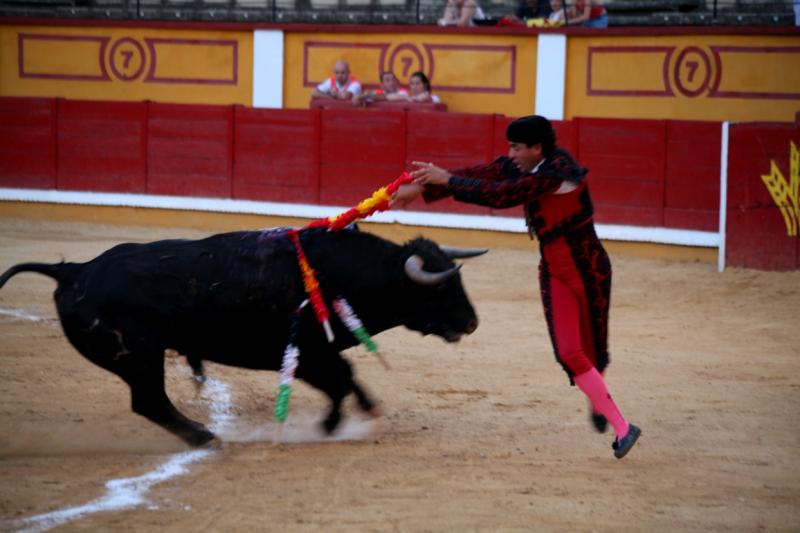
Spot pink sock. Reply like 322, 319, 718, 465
574, 367, 629, 439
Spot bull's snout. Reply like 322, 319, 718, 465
465, 317, 478, 335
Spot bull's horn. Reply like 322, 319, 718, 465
439, 245, 489, 259
404, 255, 461, 286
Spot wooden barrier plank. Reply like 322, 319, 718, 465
577, 117, 667, 227
727, 206, 797, 271
664, 120, 720, 231
233, 107, 320, 204
0, 97, 57, 189
726, 122, 798, 270
57, 99, 147, 193
319, 109, 407, 206
727, 123, 796, 209
407, 112, 494, 215
147, 103, 233, 198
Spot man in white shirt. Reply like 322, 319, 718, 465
311, 60, 362, 101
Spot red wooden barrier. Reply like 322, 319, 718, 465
147, 102, 234, 198
405, 112, 494, 215
234, 107, 320, 204
0, 97, 57, 189
577, 117, 667, 227
57, 99, 147, 193
319, 109, 408, 206
726, 122, 799, 271
0, 96, 727, 239
664, 120, 720, 232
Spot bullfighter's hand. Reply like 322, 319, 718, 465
411, 161, 452, 186
390, 183, 425, 208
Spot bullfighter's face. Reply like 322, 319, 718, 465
508, 141, 543, 173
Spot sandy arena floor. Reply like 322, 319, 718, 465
0, 217, 798, 532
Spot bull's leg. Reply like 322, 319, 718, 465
63, 319, 215, 446
124, 359, 215, 446
122, 364, 214, 446
186, 355, 207, 391
297, 353, 358, 434
350, 379, 377, 414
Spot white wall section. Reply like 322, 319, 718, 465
253, 30, 284, 108
534, 34, 567, 120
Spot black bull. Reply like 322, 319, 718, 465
0, 228, 482, 446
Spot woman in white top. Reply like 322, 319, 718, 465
407, 71, 441, 104
440, 0, 486, 26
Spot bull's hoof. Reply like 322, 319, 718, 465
200, 435, 224, 450
322, 413, 341, 435
186, 429, 216, 447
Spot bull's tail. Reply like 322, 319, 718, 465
0, 262, 80, 290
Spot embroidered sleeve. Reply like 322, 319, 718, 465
448, 173, 562, 209
422, 157, 514, 203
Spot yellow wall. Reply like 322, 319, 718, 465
283, 32, 538, 116
0, 25, 253, 105
565, 34, 800, 122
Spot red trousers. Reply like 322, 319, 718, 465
538, 225, 611, 381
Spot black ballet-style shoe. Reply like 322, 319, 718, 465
612, 424, 641, 459
591, 412, 608, 433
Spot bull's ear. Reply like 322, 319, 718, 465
439, 246, 489, 259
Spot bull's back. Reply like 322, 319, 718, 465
56, 233, 304, 355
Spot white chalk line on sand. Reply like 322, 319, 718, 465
9, 376, 234, 533
0, 308, 44, 322
6, 369, 376, 533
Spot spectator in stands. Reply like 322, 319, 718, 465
567, 0, 608, 28
794, 0, 800, 26
311, 60, 362, 101
515, 0, 551, 21
405, 71, 441, 104
547, 0, 566, 25
354, 71, 409, 106
511, 0, 564, 27
439, 0, 487, 26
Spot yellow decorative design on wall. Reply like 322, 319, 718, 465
761, 142, 800, 237
0, 25, 253, 106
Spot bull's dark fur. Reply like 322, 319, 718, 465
0, 228, 478, 446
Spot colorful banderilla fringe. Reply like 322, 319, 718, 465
306, 172, 413, 232
275, 173, 413, 437
273, 300, 306, 443
333, 297, 389, 369
287, 228, 333, 342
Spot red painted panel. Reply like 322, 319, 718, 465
726, 206, 797, 271
594, 205, 663, 227
57, 99, 147, 193
319, 109, 407, 206
147, 103, 233, 198
578, 118, 666, 226
0, 97, 56, 189
727, 123, 795, 209
492, 114, 512, 157
553, 120, 578, 156
233, 107, 320, 204
726, 122, 799, 270
796, 229, 800, 270
664, 120, 720, 230
590, 176, 662, 207
406, 112, 494, 215
664, 208, 719, 232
